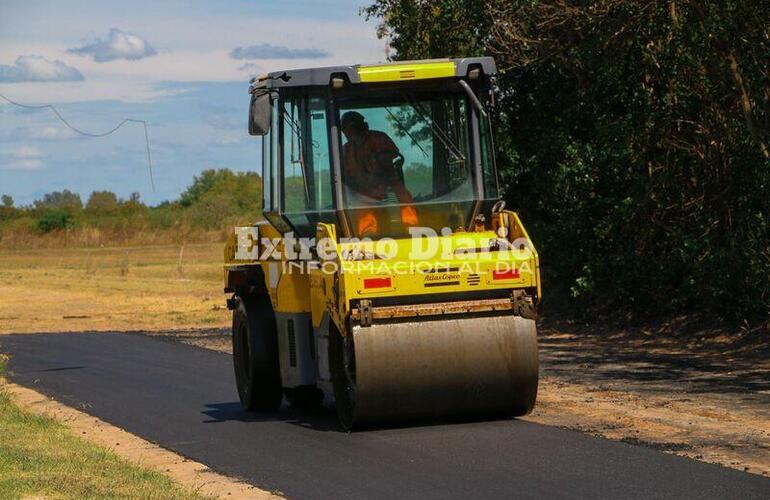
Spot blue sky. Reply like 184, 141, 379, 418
0, 0, 384, 205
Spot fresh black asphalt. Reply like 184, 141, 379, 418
2, 332, 768, 499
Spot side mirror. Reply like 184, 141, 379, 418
248, 92, 271, 136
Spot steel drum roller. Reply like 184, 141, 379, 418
339, 315, 538, 426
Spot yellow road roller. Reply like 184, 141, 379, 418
224, 57, 541, 429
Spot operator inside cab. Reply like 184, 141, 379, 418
340, 111, 419, 235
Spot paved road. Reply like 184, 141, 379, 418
2, 333, 768, 499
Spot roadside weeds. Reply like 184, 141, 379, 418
0, 376, 281, 499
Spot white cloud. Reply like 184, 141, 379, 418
1, 125, 78, 142
12, 125, 78, 141
29, 126, 78, 140
68, 28, 157, 62
231, 44, 331, 60
212, 132, 244, 146
0, 78, 188, 104
0, 15, 383, 102
13, 159, 43, 170
13, 146, 42, 158
206, 112, 242, 130
238, 62, 258, 73
2, 145, 45, 170
0, 55, 84, 82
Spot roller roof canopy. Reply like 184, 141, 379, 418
249, 57, 496, 91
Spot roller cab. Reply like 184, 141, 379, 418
224, 57, 541, 429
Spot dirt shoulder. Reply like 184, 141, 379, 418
528, 319, 770, 477
145, 321, 770, 478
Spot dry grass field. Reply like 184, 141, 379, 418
0, 243, 230, 334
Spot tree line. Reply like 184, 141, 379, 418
0, 169, 262, 242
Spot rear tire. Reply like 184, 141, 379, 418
329, 323, 356, 430
285, 386, 324, 409
232, 294, 283, 411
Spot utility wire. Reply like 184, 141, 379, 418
0, 93, 155, 191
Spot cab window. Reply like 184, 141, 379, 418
279, 94, 335, 236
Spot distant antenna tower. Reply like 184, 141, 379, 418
384, 40, 391, 61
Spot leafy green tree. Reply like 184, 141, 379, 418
117, 192, 148, 220
33, 190, 82, 212
364, 1, 491, 60
36, 210, 72, 233
0, 195, 16, 224
182, 169, 263, 228
180, 169, 230, 207
85, 191, 119, 214
365, 0, 770, 322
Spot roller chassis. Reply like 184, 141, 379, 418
225, 56, 542, 428
225, 227, 541, 429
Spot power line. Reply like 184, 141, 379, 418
0, 93, 155, 191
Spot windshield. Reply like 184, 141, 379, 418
336, 90, 476, 238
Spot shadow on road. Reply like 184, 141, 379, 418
201, 400, 525, 434
201, 401, 342, 431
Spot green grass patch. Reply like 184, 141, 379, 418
0, 358, 207, 500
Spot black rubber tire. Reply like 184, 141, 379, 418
232, 293, 283, 411
329, 323, 356, 430
285, 386, 324, 409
